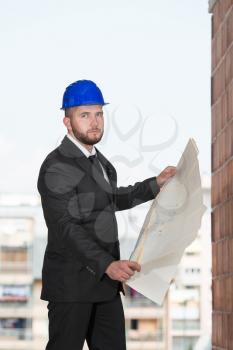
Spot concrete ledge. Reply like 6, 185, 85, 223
209, 0, 219, 13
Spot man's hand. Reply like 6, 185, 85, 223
156, 166, 177, 188
105, 260, 141, 282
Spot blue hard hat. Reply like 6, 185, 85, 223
61, 80, 109, 110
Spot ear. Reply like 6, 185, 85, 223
63, 116, 71, 131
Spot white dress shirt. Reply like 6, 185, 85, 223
66, 133, 110, 184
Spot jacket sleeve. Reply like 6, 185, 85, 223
113, 176, 160, 211
38, 164, 116, 281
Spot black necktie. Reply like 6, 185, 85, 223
89, 155, 105, 178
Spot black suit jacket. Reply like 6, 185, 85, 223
37, 135, 160, 302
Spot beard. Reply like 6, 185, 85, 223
71, 125, 104, 146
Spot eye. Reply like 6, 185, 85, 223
81, 114, 88, 118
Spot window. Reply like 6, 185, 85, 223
130, 319, 138, 330
0, 285, 30, 302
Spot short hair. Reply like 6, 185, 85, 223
64, 107, 74, 119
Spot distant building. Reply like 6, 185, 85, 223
0, 193, 169, 350
120, 238, 170, 350
119, 178, 211, 350
170, 180, 211, 350
0, 194, 47, 350
0, 176, 211, 350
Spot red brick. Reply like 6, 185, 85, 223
214, 312, 218, 346
220, 203, 226, 238
212, 105, 217, 141
227, 159, 233, 198
212, 142, 214, 172
214, 170, 221, 206
218, 242, 223, 276
211, 174, 215, 206
220, 277, 226, 310
212, 242, 217, 276
227, 312, 233, 349
218, 170, 222, 205
226, 7, 233, 49
212, 0, 225, 38
211, 140, 215, 171
213, 278, 220, 310
223, 239, 229, 273
222, 58, 226, 92
213, 312, 217, 346
225, 199, 231, 235
227, 83, 233, 122
225, 123, 231, 159
219, 130, 226, 166
219, 205, 224, 239
219, 165, 228, 202
211, 3, 233, 350
217, 312, 223, 346
212, 35, 217, 70
222, 92, 228, 128
212, 1, 221, 38
212, 207, 221, 241
216, 98, 223, 131
222, 312, 228, 348
229, 238, 233, 273
212, 62, 226, 104
222, 0, 233, 18
216, 25, 223, 66
228, 198, 233, 235
212, 172, 218, 207
226, 44, 233, 87
212, 138, 220, 171
222, 19, 228, 55
231, 122, 233, 155
226, 275, 233, 312
215, 312, 220, 345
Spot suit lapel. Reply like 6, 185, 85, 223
95, 148, 117, 187
58, 136, 115, 199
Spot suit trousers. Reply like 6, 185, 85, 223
45, 293, 126, 350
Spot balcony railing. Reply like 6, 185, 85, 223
126, 329, 164, 342
0, 328, 32, 340
0, 261, 32, 273
0, 300, 31, 308
123, 297, 160, 308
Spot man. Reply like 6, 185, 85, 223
37, 79, 176, 350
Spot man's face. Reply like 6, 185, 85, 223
64, 105, 104, 146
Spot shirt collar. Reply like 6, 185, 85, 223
66, 133, 96, 158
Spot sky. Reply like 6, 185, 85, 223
0, 0, 211, 194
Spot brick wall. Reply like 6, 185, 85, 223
211, 0, 233, 349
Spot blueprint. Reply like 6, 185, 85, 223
127, 138, 206, 305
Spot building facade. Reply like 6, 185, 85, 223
170, 182, 211, 350
0, 194, 47, 350
0, 178, 211, 350
209, 0, 233, 349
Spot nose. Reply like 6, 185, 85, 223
90, 115, 98, 127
